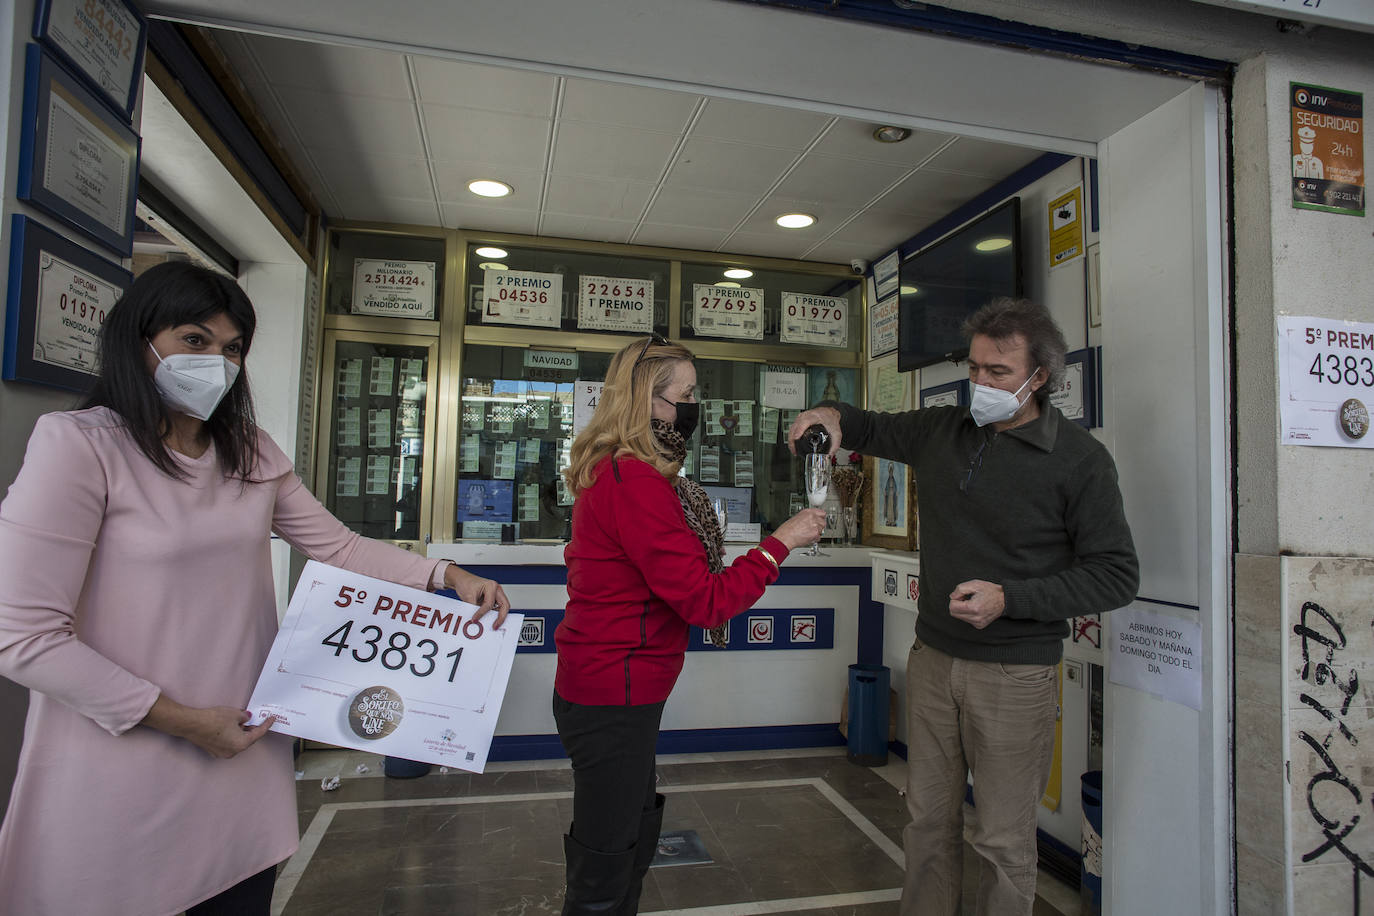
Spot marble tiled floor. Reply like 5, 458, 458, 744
276, 747, 1077, 916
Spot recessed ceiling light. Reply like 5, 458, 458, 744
718, 281, 742, 288
468, 179, 512, 198
975, 237, 1012, 252
873, 126, 912, 143
474, 246, 508, 258
479, 262, 509, 271
900, 285, 919, 295
775, 213, 815, 229
723, 268, 753, 279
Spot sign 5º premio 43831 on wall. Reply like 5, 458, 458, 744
1278, 315, 1374, 448
247, 561, 522, 772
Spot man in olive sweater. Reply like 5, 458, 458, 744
789, 297, 1137, 916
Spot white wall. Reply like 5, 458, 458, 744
1231, 44, 1374, 916
237, 261, 309, 615
1099, 83, 1229, 916
1236, 50, 1374, 558
0, 1, 141, 823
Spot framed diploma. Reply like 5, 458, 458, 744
867, 353, 913, 413
862, 455, 916, 551
17, 44, 141, 256
33, 0, 148, 120
869, 293, 898, 358
3, 214, 132, 391
920, 379, 970, 409
1049, 347, 1101, 428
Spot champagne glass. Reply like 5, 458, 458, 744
803, 453, 831, 557
710, 496, 728, 535
841, 506, 857, 546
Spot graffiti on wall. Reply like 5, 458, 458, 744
1291, 591, 1372, 912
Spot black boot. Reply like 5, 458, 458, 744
562, 832, 636, 915
618, 794, 666, 916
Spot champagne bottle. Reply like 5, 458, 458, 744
798, 423, 830, 454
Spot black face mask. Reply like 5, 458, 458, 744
658, 396, 699, 440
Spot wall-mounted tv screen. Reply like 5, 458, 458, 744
897, 197, 1022, 371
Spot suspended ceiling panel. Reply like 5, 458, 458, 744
194, 30, 1049, 264
143, 0, 1197, 264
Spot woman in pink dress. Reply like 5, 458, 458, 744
0, 262, 510, 915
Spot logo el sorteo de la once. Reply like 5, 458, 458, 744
348, 686, 405, 740
1340, 398, 1369, 440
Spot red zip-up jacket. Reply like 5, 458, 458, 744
554, 453, 790, 706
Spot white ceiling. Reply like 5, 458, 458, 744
198, 29, 1047, 266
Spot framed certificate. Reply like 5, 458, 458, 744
866, 352, 913, 413
920, 379, 970, 409
3, 214, 132, 391
17, 44, 141, 255
869, 293, 898, 357
1050, 347, 1101, 428
33, 0, 148, 120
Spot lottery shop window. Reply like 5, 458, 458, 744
678, 261, 862, 350
465, 244, 671, 336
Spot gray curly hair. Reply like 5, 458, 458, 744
962, 297, 1067, 404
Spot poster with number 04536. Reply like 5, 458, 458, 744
247, 561, 521, 772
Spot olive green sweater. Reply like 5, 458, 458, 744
830, 401, 1139, 665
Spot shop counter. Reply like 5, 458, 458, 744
428, 542, 909, 759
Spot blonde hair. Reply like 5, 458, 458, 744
564, 336, 695, 497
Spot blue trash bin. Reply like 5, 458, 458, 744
1080, 770, 1103, 916
383, 755, 431, 779
846, 664, 890, 766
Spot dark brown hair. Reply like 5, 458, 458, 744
962, 297, 1067, 404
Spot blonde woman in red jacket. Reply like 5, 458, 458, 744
555, 334, 825, 915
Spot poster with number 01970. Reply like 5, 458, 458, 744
247, 561, 521, 772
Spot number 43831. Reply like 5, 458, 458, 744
1309, 353, 1374, 388
320, 620, 465, 681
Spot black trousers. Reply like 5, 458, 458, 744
186, 865, 277, 915
553, 690, 665, 852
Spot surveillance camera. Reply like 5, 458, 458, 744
850, 259, 868, 274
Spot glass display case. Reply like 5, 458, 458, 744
464, 243, 670, 337
316, 331, 438, 547
456, 344, 614, 540
313, 224, 863, 547
680, 261, 863, 349
325, 229, 445, 321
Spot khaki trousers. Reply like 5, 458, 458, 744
899, 642, 1058, 916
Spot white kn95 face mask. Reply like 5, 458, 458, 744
148, 341, 240, 421
969, 369, 1038, 427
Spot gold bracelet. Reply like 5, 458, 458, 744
755, 545, 780, 571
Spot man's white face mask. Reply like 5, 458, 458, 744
148, 341, 240, 421
969, 368, 1038, 427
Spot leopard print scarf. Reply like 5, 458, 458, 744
651, 419, 728, 648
